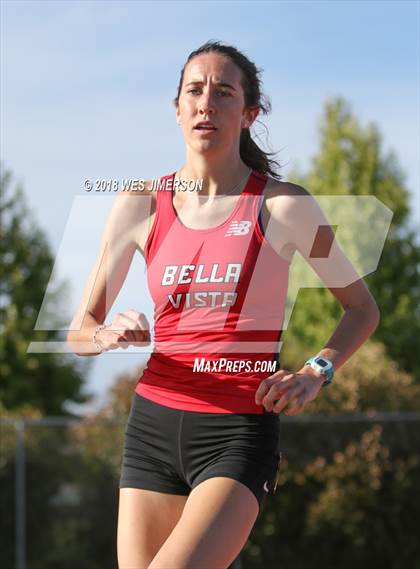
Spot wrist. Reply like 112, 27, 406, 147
301, 364, 324, 377
300, 364, 325, 383
92, 324, 107, 353
303, 355, 334, 387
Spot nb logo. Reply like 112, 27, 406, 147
224, 220, 252, 236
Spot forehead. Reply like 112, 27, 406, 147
184, 52, 242, 84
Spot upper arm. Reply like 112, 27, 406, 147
272, 183, 380, 312
71, 190, 152, 327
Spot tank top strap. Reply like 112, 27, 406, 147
154, 173, 177, 221
242, 170, 268, 196
234, 169, 268, 226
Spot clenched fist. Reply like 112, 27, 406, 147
95, 309, 151, 351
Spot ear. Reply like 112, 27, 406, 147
242, 106, 260, 128
175, 105, 181, 125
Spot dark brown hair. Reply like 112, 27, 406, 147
173, 40, 283, 180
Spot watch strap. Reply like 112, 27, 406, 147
304, 356, 334, 387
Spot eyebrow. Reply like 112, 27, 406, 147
185, 80, 237, 91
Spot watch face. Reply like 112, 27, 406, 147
317, 358, 328, 367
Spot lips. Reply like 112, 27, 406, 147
194, 121, 217, 131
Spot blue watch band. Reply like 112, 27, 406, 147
304, 356, 334, 386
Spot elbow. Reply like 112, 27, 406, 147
373, 305, 381, 330
348, 301, 380, 331
66, 331, 82, 357
363, 302, 381, 331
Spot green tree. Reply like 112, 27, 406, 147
247, 423, 420, 569
283, 96, 420, 381
0, 369, 141, 569
304, 339, 420, 414
0, 164, 93, 415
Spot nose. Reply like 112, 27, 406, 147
198, 89, 215, 116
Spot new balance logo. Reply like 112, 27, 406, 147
224, 220, 252, 236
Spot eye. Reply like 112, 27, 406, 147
186, 88, 231, 97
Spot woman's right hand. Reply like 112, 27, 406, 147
95, 309, 151, 351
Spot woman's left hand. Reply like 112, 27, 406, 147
254, 367, 325, 416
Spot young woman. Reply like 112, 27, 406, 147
68, 41, 380, 569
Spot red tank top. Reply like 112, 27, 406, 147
135, 169, 291, 413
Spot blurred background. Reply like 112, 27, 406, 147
1, 1, 419, 568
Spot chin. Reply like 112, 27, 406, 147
190, 140, 220, 153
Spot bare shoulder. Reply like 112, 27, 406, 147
112, 179, 157, 216
264, 177, 311, 200
263, 176, 337, 253
263, 177, 314, 219
108, 179, 157, 248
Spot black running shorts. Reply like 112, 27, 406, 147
119, 391, 282, 509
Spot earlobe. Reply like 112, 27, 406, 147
242, 113, 253, 128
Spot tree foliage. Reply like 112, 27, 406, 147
0, 165, 93, 415
284, 96, 420, 381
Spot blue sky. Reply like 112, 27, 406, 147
1, 0, 419, 413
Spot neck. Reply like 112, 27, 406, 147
177, 152, 251, 198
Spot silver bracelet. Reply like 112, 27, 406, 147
92, 324, 107, 353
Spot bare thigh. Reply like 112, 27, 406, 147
117, 487, 188, 569
148, 477, 260, 569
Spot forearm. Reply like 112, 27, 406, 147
67, 312, 103, 356
300, 304, 380, 374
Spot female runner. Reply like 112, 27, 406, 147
68, 40, 380, 569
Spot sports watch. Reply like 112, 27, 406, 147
304, 355, 334, 387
